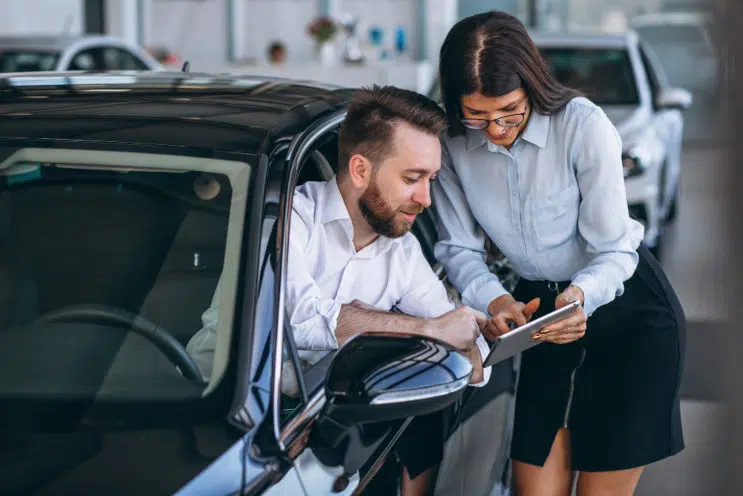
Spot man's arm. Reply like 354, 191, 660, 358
286, 211, 478, 353
335, 300, 482, 350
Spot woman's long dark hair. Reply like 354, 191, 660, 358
439, 10, 582, 136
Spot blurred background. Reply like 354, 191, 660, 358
0, 1, 729, 494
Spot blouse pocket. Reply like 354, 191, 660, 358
532, 183, 580, 251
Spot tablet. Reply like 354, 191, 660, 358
483, 301, 582, 368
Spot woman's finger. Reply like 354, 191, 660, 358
483, 320, 501, 341
536, 332, 584, 344
540, 311, 587, 335
492, 315, 513, 335
502, 302, 529, 327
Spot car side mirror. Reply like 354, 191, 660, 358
656, 87, 693, 111
322, 333, 472, 425
308, 333, 472, 474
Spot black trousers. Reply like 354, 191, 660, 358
510, 243, 686, 471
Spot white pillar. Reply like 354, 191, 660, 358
105, 0, 150, 46
424, 0, 457, 66
0, 1, 83, 36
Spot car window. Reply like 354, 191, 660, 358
539, 47, 640, 105
69, 48, 101, 71
101, 46, 150, 70
0, 149, 252, 404
0, 51, 60, 73
638, 42, 670, 102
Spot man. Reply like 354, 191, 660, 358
188, 85, 491, 495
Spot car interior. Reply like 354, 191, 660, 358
0, 151, 249, 495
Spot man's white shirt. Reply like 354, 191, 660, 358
187, 176, 490, 386
285, 177, 490, 385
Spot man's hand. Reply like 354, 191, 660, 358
484, 295, 541, 341
532, 285, 588, 344
424, 306, 486, 351
465, 345, 484, 384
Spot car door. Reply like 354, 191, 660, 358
637, 41, 684, 215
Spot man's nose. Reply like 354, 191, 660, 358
412, 181, 432, 208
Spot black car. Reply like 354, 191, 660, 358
0, 72, 515, 495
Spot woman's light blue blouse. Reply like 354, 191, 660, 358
433, 97, 644, 316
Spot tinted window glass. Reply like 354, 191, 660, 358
0, 51, 59, 72
540, 48, 640, 105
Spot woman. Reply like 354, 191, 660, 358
433, 11, 686, 496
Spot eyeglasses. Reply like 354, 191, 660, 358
460, 111, 527, 130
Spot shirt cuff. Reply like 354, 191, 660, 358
291, 300, 342, 350
571, 273, 600, 317
462, 276, 510, 316
468, 335, 492, 388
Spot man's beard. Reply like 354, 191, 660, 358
359, 178, 423, 238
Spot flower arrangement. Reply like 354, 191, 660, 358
307, 16, 338, 45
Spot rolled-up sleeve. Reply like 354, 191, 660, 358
433, 142, 509, 315
285, 210, 342, 350
570, 109, 642, 316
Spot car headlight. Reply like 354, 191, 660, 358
622, 154, 644, 178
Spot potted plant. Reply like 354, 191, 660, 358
307, 16, 338, 66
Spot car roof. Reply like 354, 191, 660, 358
0, 35, 131, 52
630, 11, 712, 27
0, 71, 355, 155
529, 30, 637, 49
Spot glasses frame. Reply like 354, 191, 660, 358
460, 110, 528, 130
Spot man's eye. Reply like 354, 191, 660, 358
404, 177, 418, 184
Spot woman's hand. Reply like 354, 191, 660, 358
532, 285, 588, 344
484, 294, 541, 341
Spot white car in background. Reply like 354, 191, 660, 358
0, 35, 163, 73
531, 30, 692, 255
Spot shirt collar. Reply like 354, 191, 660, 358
316, 176, 398, 257
519, 110, 550, 148
464, 110, 551, 151
317, 176, 351, 225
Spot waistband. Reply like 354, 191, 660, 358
516, 278, 572, 296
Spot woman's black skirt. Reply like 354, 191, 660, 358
509, 243, 686, 471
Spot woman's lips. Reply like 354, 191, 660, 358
489, 127, 512, 141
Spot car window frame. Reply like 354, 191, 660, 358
637, 41, 672, 104
269, 110, 347, 453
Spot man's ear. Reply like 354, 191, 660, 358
347, 154, 372, 188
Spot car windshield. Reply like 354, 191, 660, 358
0, 151, 251, 404
539, 47, 640, 105
0, 50, 60, 72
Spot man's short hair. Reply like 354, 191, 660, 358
338, 85, 448, 175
